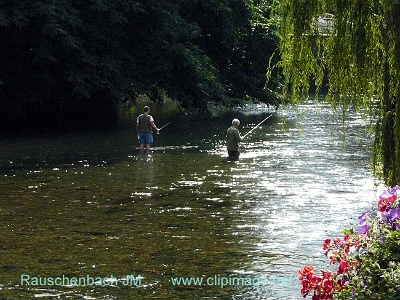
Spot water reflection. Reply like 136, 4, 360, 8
0, 103, 383, 299
213, 104, 382, 299
135, 152, 155, 185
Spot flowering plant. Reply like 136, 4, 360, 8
299, 186, 400, 299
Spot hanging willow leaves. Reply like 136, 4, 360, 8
276, 0, 400, 186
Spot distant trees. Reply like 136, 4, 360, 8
0, 0, 279, 129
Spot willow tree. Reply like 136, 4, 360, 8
277, 0, 400, 186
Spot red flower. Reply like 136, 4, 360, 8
335, 278, 348, 290
298, 266, 337, 299
323, 239, 331, 256
337, 260, 349, 275
378, 195, 397, 212
343, 235, 351, 253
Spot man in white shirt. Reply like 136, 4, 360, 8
136, 106, 160, 150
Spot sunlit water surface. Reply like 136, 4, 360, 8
0, 103, 384, 299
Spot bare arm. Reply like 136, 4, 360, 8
150, 121, 159, 132
136, 121, 140, 134
235, 129, 243, 142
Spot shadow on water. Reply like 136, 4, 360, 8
0, 103, 383, 299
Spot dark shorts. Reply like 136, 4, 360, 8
228, 151, 240, 160
139, 133, 153, 144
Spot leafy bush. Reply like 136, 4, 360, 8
299, 186, 400, 299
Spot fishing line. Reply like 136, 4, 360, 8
242, 114, 272, 138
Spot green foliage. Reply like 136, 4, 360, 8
343, 227, 400, 299
179, 0, 280, 106
0, 0, 280, 130
0, 0, 143, 128
277, 0, 400, 185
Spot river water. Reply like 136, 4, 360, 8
0, 103, 384, 299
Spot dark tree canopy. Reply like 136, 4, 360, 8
0, 0, 279, 130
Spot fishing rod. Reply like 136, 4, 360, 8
138, 122, 172, 139
158, 122, 171, 131
155, 122, 171, 134
242, 114, 272, 139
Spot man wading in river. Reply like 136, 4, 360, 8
136, 106, 160, 151
226, 118, 243, 160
